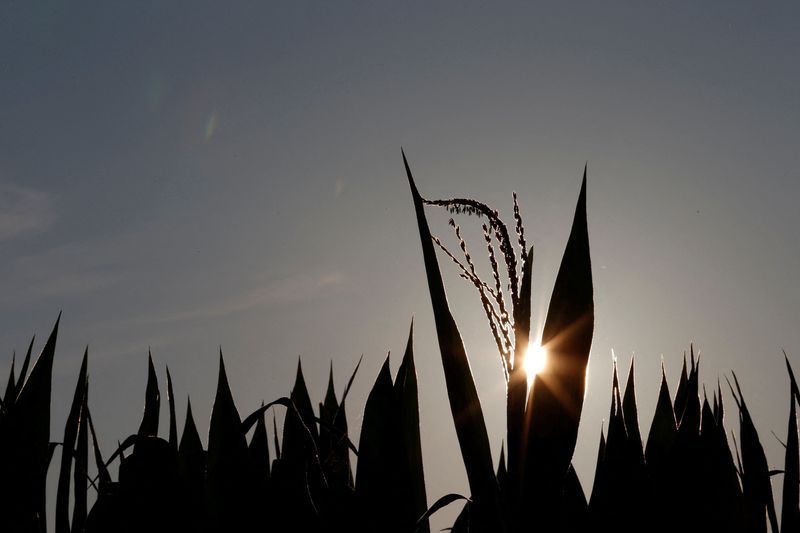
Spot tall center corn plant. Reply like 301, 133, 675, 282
3, 155, 800, 533
404, 151, 593, 532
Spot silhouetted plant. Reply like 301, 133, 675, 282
0, 157, 797, 533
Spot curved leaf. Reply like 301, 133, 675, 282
415, 493, 471, 532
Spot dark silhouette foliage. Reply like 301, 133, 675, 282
0, 158, 796, 533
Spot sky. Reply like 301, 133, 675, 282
1, 1, 799, 529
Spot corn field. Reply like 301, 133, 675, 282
0, 155, 797, 533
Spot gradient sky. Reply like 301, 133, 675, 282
2, 1, 799, 529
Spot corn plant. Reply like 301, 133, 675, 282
404, 151, 593, 532
403, 152, 798, 533
0, 155, 799, 533
0, 312, 428, 533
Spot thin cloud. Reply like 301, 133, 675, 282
0, 184, 54, 241
334, 178, 345, 198
151, 271, 347, 324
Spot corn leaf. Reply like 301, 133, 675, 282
207, 351, 250, 529
645, 364, 676, 471
178, 397, 203, 472
178, 397, 205, 531
561, 464, 587, 533
87, 408, 111, 488
394, 320, 429, 533
417, 493, 471, 531
497, 443, 507, 496
0, 313, 59, 531
622, 358, 643, 455
72, 385, 89, 533
355, 355, 395, 530
248, 402, 271, 497
14, 336, 35, 399
281, 359, 319, 464
3, 355, 15, 407
588, 426, 606, 511
272, 412, 281, 461
674, 355, 689, 424
507, 243, 533, 502
137, 352, 160, 438
56, 347, 88, 533
783, 355, 800, 532
318, 364, 341, 484
166, 366, 178, 452
730, 373, 778, 533
404, 150, 502, 530
523, 168, 593, 526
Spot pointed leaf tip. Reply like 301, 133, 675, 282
403, 150, 422, 201
137, 351, 161, 437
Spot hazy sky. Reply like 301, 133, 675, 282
2, 1, 799, 528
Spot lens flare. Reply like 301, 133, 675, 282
525, 343, 548, 381
204, 111, 218, 142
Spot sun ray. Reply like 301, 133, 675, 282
525, 341, 549, 388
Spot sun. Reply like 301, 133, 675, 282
525, 342, 548, 380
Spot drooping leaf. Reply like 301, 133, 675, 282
416, 493, 471, 531
255, 396, 324, 532
405, 151, 503, 530
117, 434, 180, 533
241, 397, 325, 461
523, 167, 593, 530
137, 352, 160, 438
